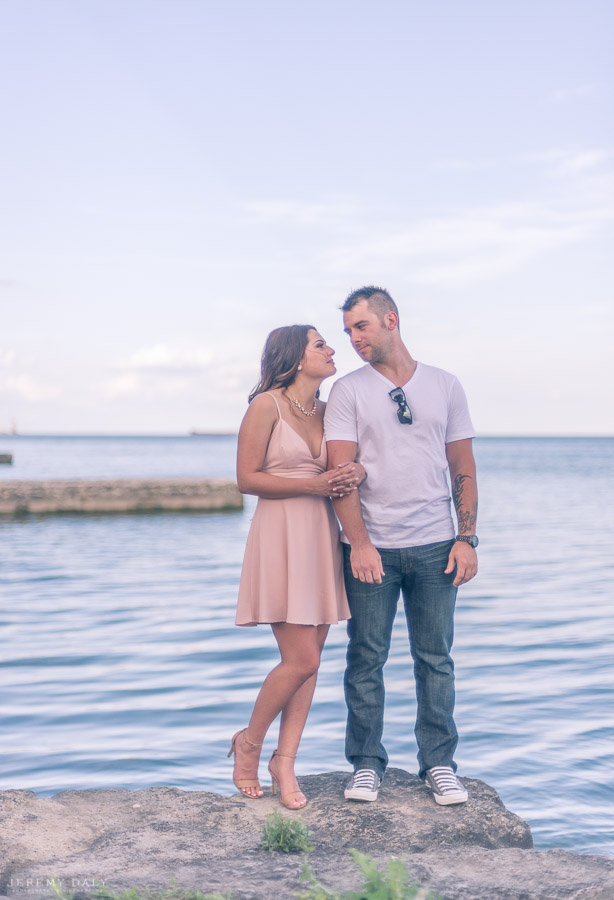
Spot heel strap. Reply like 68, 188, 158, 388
242, 730, 261, 749
273, 751, 296, 759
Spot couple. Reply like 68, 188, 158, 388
228, 286, 478, 810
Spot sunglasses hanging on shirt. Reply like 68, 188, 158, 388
389, 387, 413, 425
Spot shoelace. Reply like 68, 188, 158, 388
428, 766, 462, 793
352, 769, 379, 789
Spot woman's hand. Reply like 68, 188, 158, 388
309, 461, 363, 499
343, 461, 366, 486
328, 460, 365, 496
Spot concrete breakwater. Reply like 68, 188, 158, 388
0, 478, 243, 516
1, 770, 613, 900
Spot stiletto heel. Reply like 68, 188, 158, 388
268, 750, 307, 809
228, 728, 263, 798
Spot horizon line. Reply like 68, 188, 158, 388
2, 432, 613, 440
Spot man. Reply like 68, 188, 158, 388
324, 286, 478, 805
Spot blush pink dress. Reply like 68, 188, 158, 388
236, 394, 350, 627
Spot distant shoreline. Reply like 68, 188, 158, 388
1, 433, 612, 440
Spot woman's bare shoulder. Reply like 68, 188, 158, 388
242, 391, 280, 426
249, 390, 281, 410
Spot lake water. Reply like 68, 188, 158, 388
1, 435, 613, 857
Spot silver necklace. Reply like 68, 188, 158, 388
287, 391, 317, 417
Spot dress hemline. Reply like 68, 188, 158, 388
236, 616, 350, 627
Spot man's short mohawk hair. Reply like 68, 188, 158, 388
341, 286, 399, 323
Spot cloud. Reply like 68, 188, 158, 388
243, 198, 362, 227
117, 344, 214, 373
0, 349, 18, 367
0, 374, 59, 403
100, 343, 216, 400
100, 371, 193, 400
323, 201, 612, 288
101, 373, 141, 398
431, 158, 497, 172
0, 352, 61, 404
552, 84, 599, 103
525, 149, 609, 176
556, 151, 609, 175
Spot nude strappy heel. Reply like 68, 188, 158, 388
227, 729, 263, 798
268, 750, 307, 809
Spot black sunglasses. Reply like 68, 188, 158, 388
389, 387, 413, 425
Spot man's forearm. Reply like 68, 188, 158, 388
332, 490, 372, 546
446, 439, 478, 536
332, 477, 385, 583
452, 472, 478, 535
326, 439, 372, 546
326, 438, 384, 583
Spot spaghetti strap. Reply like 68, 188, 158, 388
264, 391, 282, 421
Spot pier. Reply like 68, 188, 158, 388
0, 478, 243, 516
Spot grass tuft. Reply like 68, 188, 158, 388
48, 877, 231, 900
296, 849, 443, 900
261, 809, 315, 853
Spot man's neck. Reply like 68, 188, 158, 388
371, 343, 417, 387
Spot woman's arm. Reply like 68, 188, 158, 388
236, 394, 359, 499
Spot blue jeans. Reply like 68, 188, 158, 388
343, 539, 458, 780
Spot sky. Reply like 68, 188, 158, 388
1, 0, 612, 435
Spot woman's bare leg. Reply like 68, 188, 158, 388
268, 623, 329, 804
277, 624, 329, 755
248, 623, 327, 739
233, 623, 328, 798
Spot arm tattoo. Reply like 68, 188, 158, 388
453, 474, 477, 534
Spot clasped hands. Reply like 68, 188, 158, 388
313, 461, 365, 499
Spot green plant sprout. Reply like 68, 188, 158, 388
261, 809, 315, 853
296, 849, 443, 900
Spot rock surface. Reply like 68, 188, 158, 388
0, 479, 243, 516
1, 770, 612, 899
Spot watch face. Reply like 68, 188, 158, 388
458, 535, 479, 548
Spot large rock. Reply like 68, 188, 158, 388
0, 770, 612, 900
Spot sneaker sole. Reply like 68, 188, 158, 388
344, 788, 379, 802
432, 790, 468, 806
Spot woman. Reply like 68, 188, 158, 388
228, 324, 363, 809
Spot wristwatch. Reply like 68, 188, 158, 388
455, 534, 479, 548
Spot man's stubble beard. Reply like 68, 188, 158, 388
366, 338, 390, 366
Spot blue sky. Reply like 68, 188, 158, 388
1, 0, 612, 434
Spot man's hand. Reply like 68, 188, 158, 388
445, 541, 478, 587
350, 542, 385, 584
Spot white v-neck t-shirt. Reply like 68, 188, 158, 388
324, 362, 475, 548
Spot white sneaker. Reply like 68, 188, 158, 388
344, 768, 381, 802
425, 766, 468, 805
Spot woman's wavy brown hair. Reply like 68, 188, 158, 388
248, 324, 317, 403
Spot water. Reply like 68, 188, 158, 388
1, 435, 613, 857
